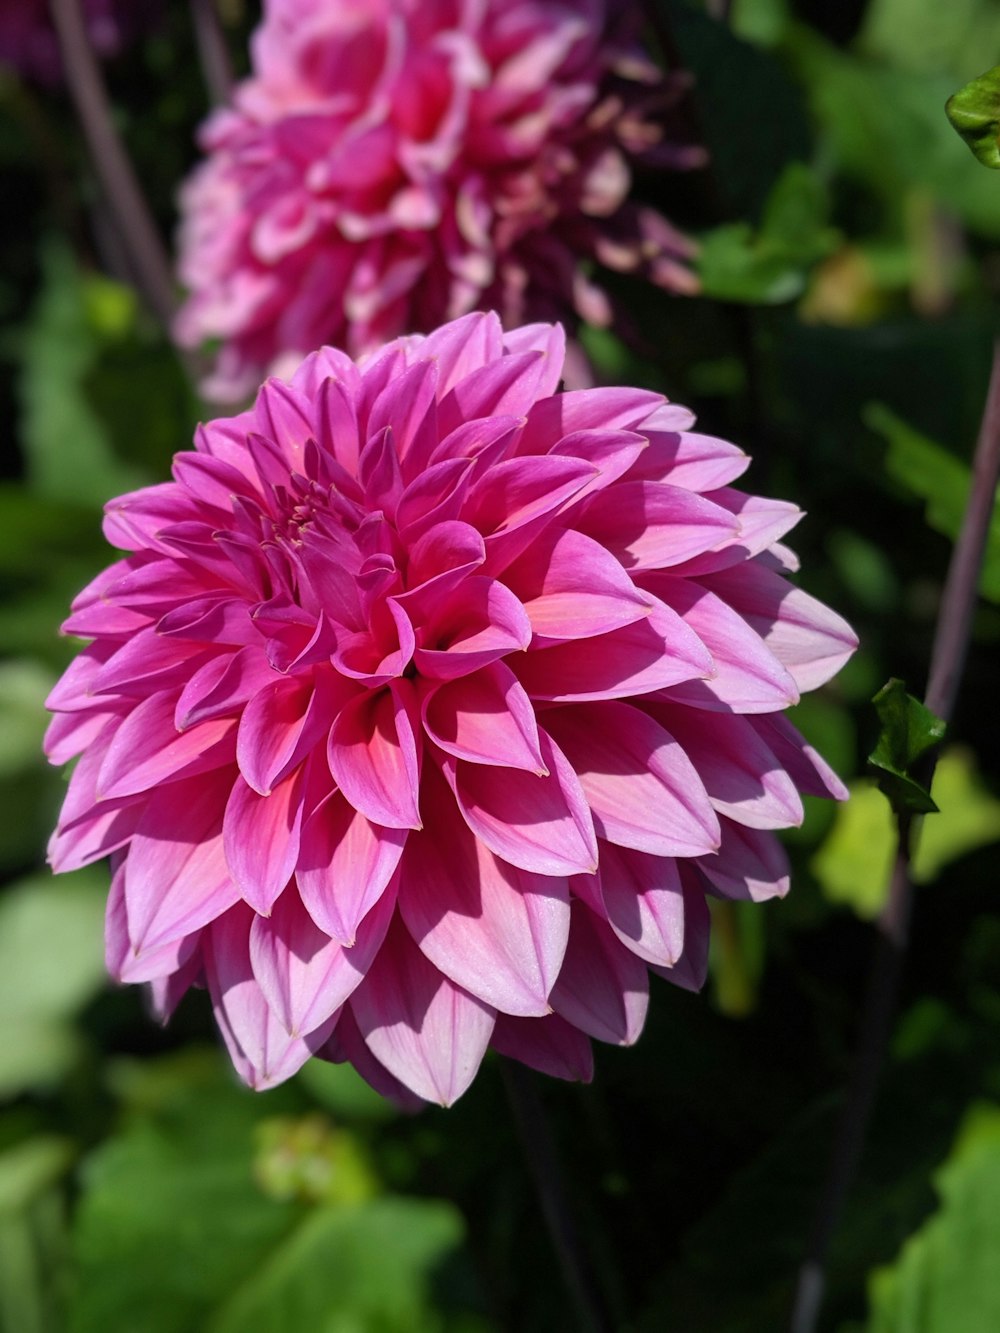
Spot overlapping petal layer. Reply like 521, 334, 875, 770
46, 313, 857, 1105
174, 0, 704, 400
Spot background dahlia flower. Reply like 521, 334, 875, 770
45, 313, 857, 1106
0, 0, 154, 86
174, 0, 703, 402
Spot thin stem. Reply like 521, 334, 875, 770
48, 0, 177, 331
500, 1060, 613, 1333
791, 340, 1000, 1333
189, 0, 234, 107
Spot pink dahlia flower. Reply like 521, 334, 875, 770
0, 0, 154, 85
45, 314, 856, 1106
174, 0, 703, 402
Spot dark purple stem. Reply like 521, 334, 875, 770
48, 0, 177, 331
189, 0, 234, 107
791, 340, 1000, 1333
501, 1060, 614, 1333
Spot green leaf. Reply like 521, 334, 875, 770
698, 163, 838, 304
861, 0, 1000, 84
0, 870, 108, 1096
208, 1197, 467, 1333
866, 1103, 1000, 1331
866, 402, 1000, 601
811, 780, 898, 918
946, 65, 1000, 168
868, 679, 946, 816
0, 1139, 74, 1217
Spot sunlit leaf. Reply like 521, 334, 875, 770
868, 679, 946, 816
946, 64, 1000, 169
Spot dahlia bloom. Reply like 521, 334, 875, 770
45, 314, 856, 1106
0, 0, 153, 86
174, 0, 703, 402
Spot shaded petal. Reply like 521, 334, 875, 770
574, 481, 739, 570
237, 669, 346, 796
549, 902, 649, 1046
327, 681, 422, 829
444, 731, 598, 876
105, 862, 200, 984
399, 770, 570, 1015
297, 790, 407, 945
413, 576, 531, 681
649, 870, 710, 991
697, 820, 790, 902
751, 713, 849, 801
490, 1013, 594, 1083
98, 692, 235, 799
422, 662, 544, 771
594, 841, 687, 967
318, 1006, 428, 1111
350, 915, 495, 1105
250, 884, 395, 1035
223, 767, 306, 914
543, 702, 720, 857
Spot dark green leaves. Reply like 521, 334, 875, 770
868, 679, 946, 815
946, 65, 1000, 168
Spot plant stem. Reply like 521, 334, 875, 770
500, 1060, 613, 1333
189, 0, 234, 106
48, 0, 177, 331
791, 340, 1000, 1333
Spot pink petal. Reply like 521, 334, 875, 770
437, 350, 557, 437
594, 841, 687, 967
649, 871, 710, 991
672, 488, 803, 575
627, 429, 750, 490
413, 576, 532, 681
646, 700, 805, 830
514, 599, 713, 702
490, 1013, 594, 1083
421, 662, 544, 771
207, 905, 337, 1090
701, 561, 859, 691
237, 670, 342, 796
502, 527, 651, 641
175, 646, 277, 730
349, 915, 495, 1106
574, 480, 739, 570
751, 713, 849, 801
398, 771, 570, 1015
542, 701, 720, 857
318, 1007, 428, 1111
124, 771, 242, 953
648, 576, 799, 713
696, 820, 790, 902
297, 790, 407, 945
327, 682, 422, 829
444, 731, 598, 876
517, 386, 664, 455
549, 902, 649, 1046
105, 862, 200, 984
97, 691, 235, 799
223, 768, 306, 915
250, 884, 395, 1035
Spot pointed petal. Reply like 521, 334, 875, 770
549, 902, 649, 1046
327, 682, 422, 829
751, 713, 849, 801
628, 429, 750, 490
175, 647, 277, 729
543, 702, 720, 857
250, 885, 395, 1035
413, 576, 531, 681
349, 915, 495, 1105
422, 662, 544, 771
444, 731, 598, 876
490, 1013, 594, 1083
574, 481, 739, 570
207, 905, 336, 1090
697, 820, 790, 902
223, 768, 306, 914
649, 870, 710, 991
318, 1006, 428, 1111
398, 770, 570, 1015
98, 692, 235, 799
237, 670, 344, 796
297, 791, 407, 945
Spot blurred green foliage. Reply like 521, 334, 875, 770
1, 1, 999, 1331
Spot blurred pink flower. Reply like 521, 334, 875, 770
174, 0, 704, 402
0, 0, 155, 85
45, 313, 856, 1105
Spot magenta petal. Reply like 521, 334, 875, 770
650, 871, 710, 992
236, 672, 327, 796
751, 713, 849, 801
517, 386, 664, 455
207, 905, 337, 1090
628, 428, 750, 490
297, 791, 407, 945
503, 527, 651, 641
549, 902, 649, 1046
124, 772, 242, 953
647, 700, 804, 830
350, 915, 495, 1105
149, 947, 203, 1022
649, 576, 799, 713
701, 561, 859, 691
107, 863, 201, 984
98, 691, 235, 799
575, 480, 739, 570
414, 576, 532, 681
223, 768, 305, 914
398, 773, 570, 1015
318, 1007, 428, 1111
175, 647, 277, 730
327, 682, 422, 829
595, 841, 686, 967
422, 663, 544, 771
515, 599, 712, 702
543, 702, 720, 857
697, 820, 790, 902
250, 884, 395, 1035
490, 1013, 594, 1083
445, 731, 598, 876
